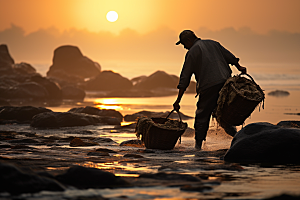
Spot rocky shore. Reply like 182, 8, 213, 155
1, 105, 300, 199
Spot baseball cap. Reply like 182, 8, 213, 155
176, 30, 195, 45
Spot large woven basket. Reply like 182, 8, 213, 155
136, 110, 187, 150
215, 73, 265, 126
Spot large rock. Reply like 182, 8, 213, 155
29, 74, 62, 101
132, 70, 196, 93
133, 70, 178, 90
68, 106, 123, 122
0, 162, 65, 194
0, 106, 52, 123
55, 165, 129, 189
85, 70, 133, 91
61, 85, 85, 100
30, 111, 121, 128
47, 45, 101, 80
12, 62, 37, 75
224, 122, 300, 164
0, 82, 49, 101
0, 44, 14, 74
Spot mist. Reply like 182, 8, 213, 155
1, 24, 299, 78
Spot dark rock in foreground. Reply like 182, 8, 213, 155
69, 106, 123, 122
277, 120, 300, 128
224, 122, 300, 164
55, 165, 129, 189
0, 162, 65, 194
0, 106, 52, 123
31, 111, 120, 128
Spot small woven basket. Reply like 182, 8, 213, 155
136, 110, 187, 150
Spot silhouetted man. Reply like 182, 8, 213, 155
173, 30, 246, 149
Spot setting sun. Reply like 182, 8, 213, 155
106, 11, 118, 22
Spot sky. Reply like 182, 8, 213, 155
1, 0, 300, 35
0, 0, 300, 78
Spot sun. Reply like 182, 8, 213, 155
106, 11, 118, 22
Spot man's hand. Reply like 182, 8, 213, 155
238, 66, 247, 74
173, 101, 180, 111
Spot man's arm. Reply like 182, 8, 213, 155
173, 88, 185, 111
234, 62, 247, 74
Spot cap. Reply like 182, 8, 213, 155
175, 30, 195, 45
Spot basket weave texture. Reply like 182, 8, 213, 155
214, 74, 265, 126
135, 111, 187, 150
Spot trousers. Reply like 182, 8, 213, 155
194, 82, 235, 142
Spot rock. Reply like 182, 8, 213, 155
70, 138, 99, 147
12, 62, 36, 74
277, 120, 300, 128
1, 82, 48, 101
29, 74, 62, 101
120, 139, 144, 147
139, 172, 201, 182
30, 112, 103, 128
180, 184, 212, 192
68, 106, 123, 122
123, 153, 144, 158
47, 45, 101, 80
0, 98, 10, 106
268, 90, 290, 97
133, 70, 177, 90
182, 127, 195, 137
124, 110, 192, 122
55, 165, 129, 189
85, 70, 133, 91
224, 122, 300, 164
0, 162, 65, 194
95, 148, 117, 153
0, 44, 14, 74
61, 85, 85, 100
0, 106, 52, 123
93, 137, 115, 143
87, 152, 110, 156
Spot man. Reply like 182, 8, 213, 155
173, 30, 246, 150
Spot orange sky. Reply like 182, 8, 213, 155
0, 0, 300, 35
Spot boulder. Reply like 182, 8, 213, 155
268, 90, 290, 97
61, 85, 85, 100
133, 70, 178, 90
55, 165, 129, 189
68, 106, 123, 122
85, 70, 133, 91
70, 138, 99, 147
277, 120, 300, 128
29, 74, 62, 101
0, 106, 52, 123
47, 45, 101, 80
30, 111, 121, 128
12, 62, 37, 74
132, 70, 196, 93
224, 122, 300, 164
0, 162, 65, 194
0, 44, 14, 74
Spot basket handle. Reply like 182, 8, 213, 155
166, 109, 182, 122
238, 73, 258, 85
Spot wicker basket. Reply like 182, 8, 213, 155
136, 110, 187, 150
216, 73, 265, 126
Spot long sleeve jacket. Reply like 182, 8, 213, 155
177, 38, 239, 94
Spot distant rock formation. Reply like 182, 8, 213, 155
47, 45, 101, 81
85, 70, 133, 91
0, 44, 14, 74
268, 90, 290, 97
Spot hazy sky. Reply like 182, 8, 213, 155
0, 0, 300, 35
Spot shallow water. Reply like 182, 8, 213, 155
1, 89, 300, 199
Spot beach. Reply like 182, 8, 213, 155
1, 86, 300, 199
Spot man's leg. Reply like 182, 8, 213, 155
194, 83, 224, 149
